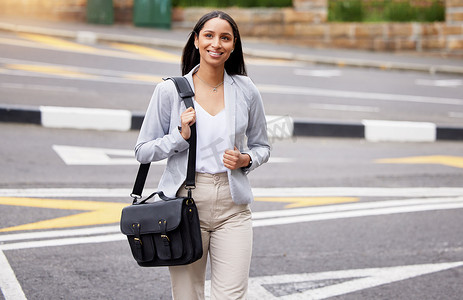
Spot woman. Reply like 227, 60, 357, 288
135, 10, 270, 300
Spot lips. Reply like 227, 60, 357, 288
208, 50, 223, 58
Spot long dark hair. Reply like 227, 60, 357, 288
181, 10, 247, 76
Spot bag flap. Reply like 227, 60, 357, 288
120, 198, 185, 235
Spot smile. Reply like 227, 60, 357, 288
208, 50, 223, 57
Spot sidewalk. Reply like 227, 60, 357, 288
0, 16, 462, 142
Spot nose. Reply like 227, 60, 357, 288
211, 36, 221, 48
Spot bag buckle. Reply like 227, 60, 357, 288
130, 193, 142, 204
161, 234, 170, 242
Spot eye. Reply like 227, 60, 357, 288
204, 33, 213, 38
221, 36, 231, 41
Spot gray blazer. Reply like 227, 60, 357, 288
135, 66, 270, 204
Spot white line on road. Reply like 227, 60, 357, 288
308, 103, 379, 112
258, 84, 463, 106
0, 250, 27, 300
1, 195, 462, 250
1, 191, 462, 300
238, 261, 463, 299
294, 69, 342, 77
0, 234, 124, 251
0, 225, 120, 242
0, 82, 80, 93
252, 197, 463, 227
415, 79, 463, 87
1, 187, 463, 198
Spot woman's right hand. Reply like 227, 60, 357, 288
180, 107, 196, 140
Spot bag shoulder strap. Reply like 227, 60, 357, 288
131, 76, 196, 201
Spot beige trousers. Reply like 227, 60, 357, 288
170, 172, 253, 300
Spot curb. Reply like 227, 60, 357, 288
1, 105, 462, 142
1, 22, 463, 75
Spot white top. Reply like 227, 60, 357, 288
194, 100, 228, 174
135, 67, 270, 204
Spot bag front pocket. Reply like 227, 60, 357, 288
127, 234, 155, 263
153, 228, 183, 260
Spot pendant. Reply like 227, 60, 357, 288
213, 88, 217, 93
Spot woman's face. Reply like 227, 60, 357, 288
195, 17, 235, 69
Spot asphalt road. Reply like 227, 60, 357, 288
1, 31, 463, 125
1, 30, 463, 300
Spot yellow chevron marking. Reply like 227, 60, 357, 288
18, 33, 96, 53
0, 197, 127, 232
6, 64, 96, 79
254, 197, 358, 209
376, 155, 463, 169
110, 42, 180, 63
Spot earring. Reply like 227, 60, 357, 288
231, 49, 234, 53
195, 46, 198, 50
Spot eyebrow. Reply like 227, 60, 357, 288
202, 29, 233, 36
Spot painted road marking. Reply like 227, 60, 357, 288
0, 225, 119, 243
52, 145, 293, 166
6, 63, 97, 79
110, 42, 180, 63
0, 197, 126, 232
0, 82, 80, 93
224, 261, 463, 299
1, 196, 462, 249
257, 84, 463, 106
294, 69, 342, 77
0, 192, 462, 241
0, 36, 175, 63
0, 64, 163, 85
0, 250, 27, 300
252, 196, 463, 227
254, 197, 358, 209
0, 35, 284, 67
377, 155, 463, 169
18, 33, 96, 53
415, 79, 463, 87
0, 196, 356, 233
0, 58, 164, 84
53, 145, 139, 165
2, 187, 463, 198
308, 103, 379, 113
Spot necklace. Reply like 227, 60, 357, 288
195, 73, 224, 93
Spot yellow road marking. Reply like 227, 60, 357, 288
0, 196, 359, 232
18, 33, 96, 53
0, 197, 127, 232
254, 197, 358, 209
6, 64, 97, 79
124, 74, 164, 83
110, 42, 180, 63
376, 155, 463, 169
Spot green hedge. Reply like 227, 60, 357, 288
328, 0, 445, 22
172, 0, 292, 8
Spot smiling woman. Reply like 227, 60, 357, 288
135, 10, 270, 300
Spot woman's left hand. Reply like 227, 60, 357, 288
223, 147, 251, 170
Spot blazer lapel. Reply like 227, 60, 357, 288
223, 72, 235, 150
